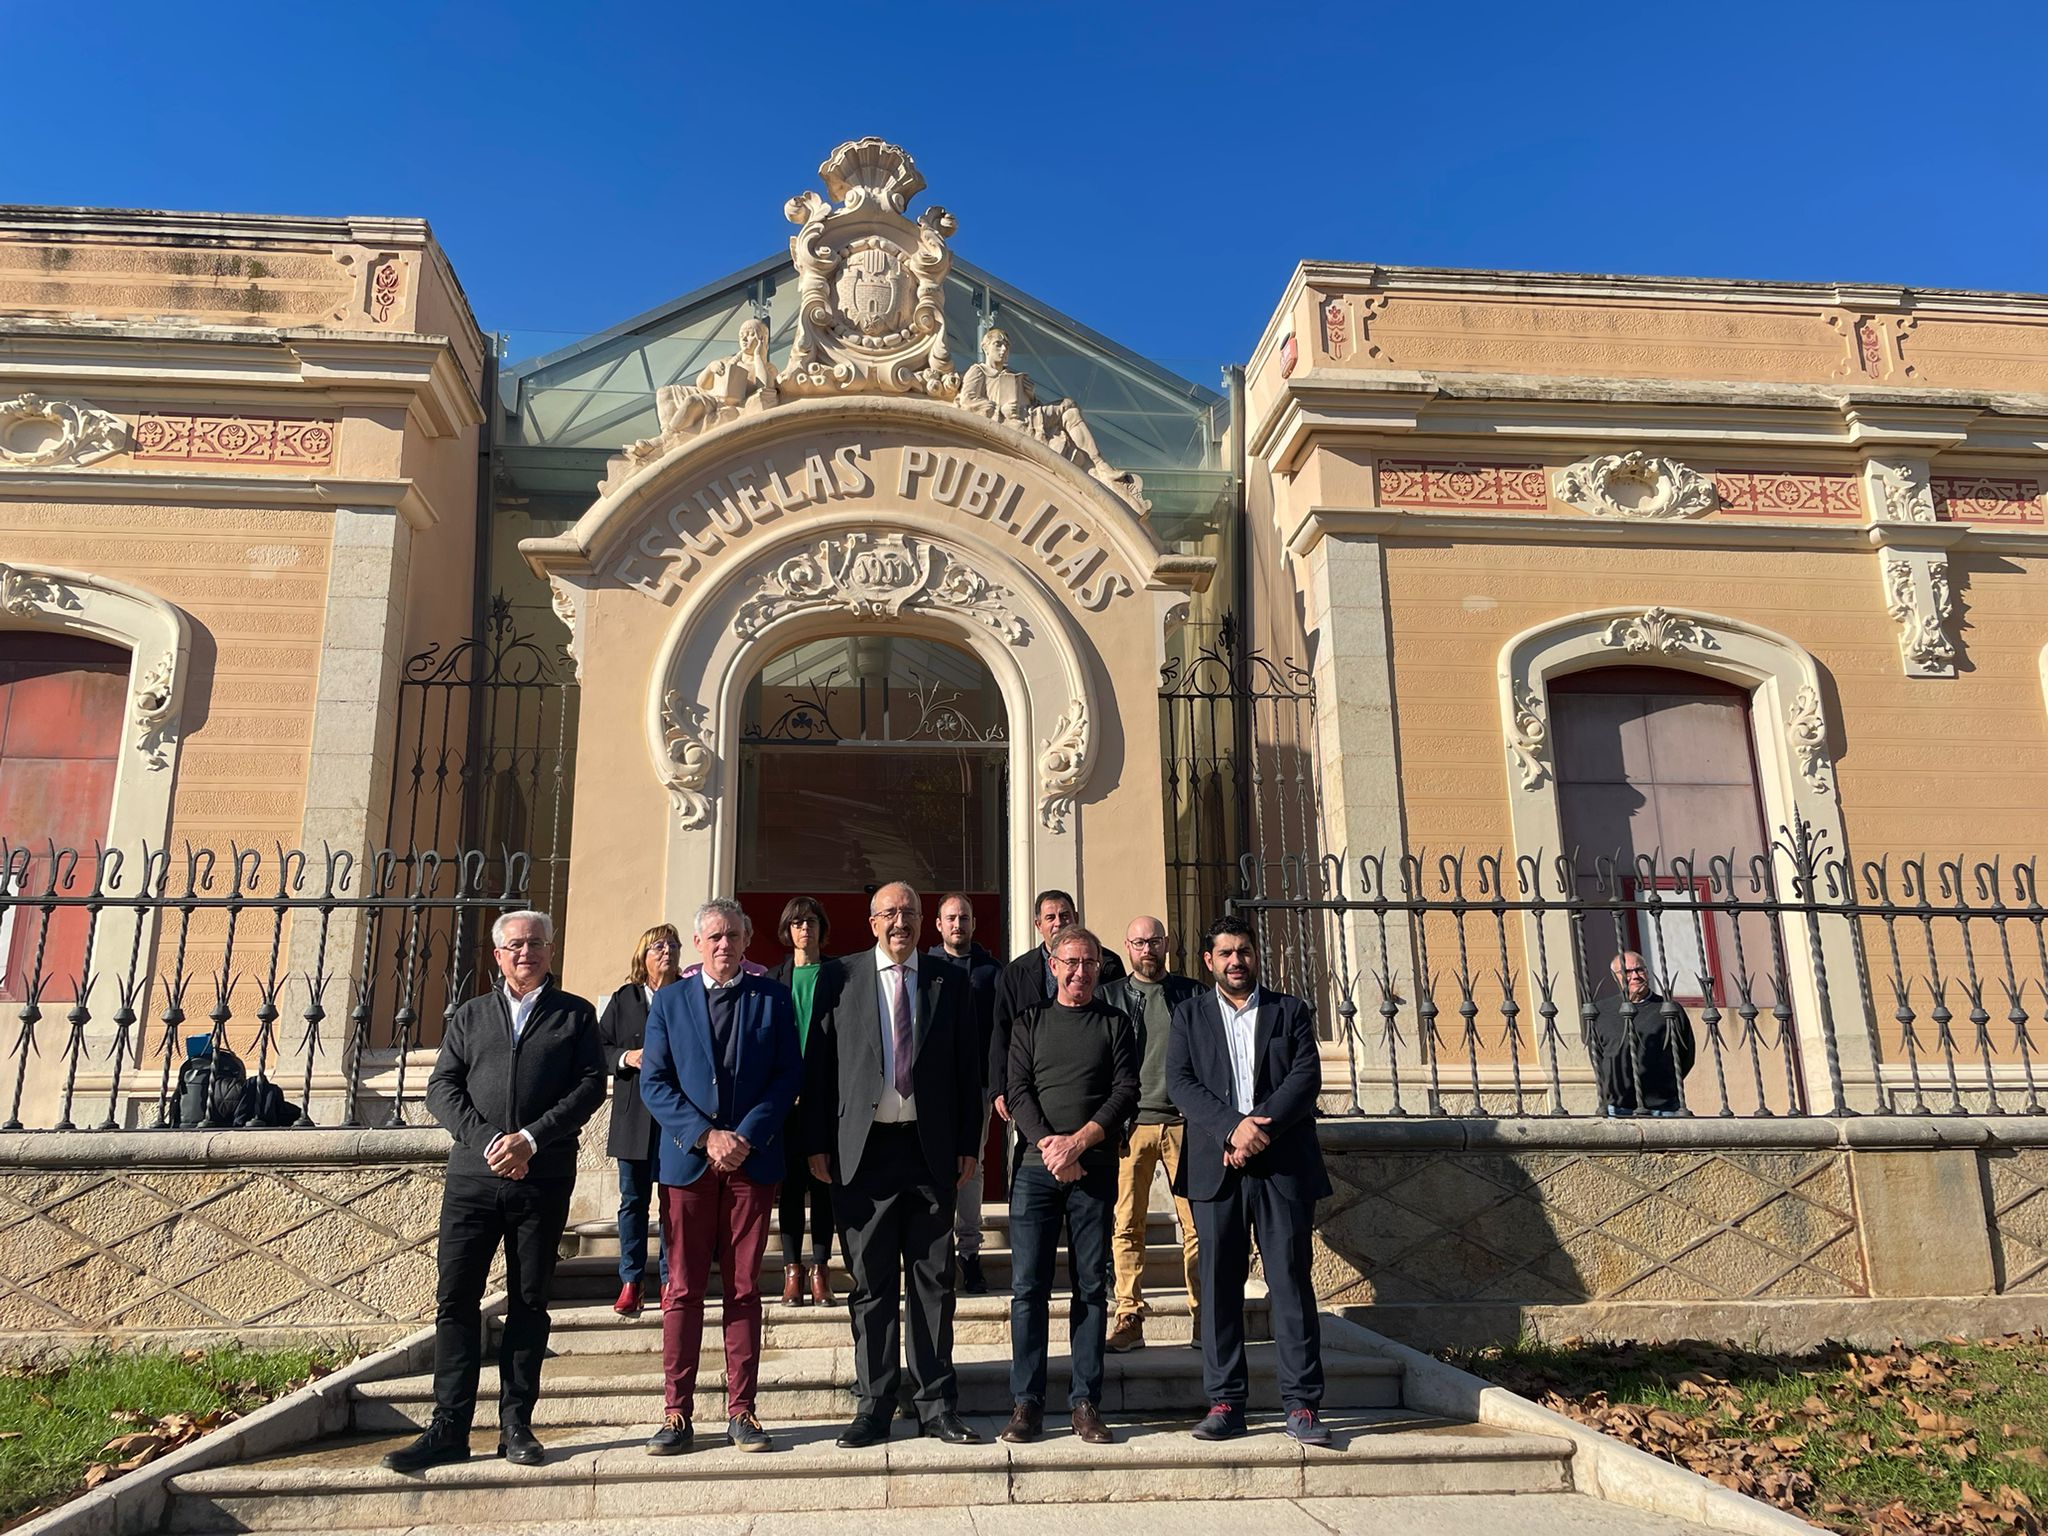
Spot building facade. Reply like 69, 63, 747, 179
3, 141, 2047, 1132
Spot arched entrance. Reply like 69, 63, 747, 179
735, 632, 1008, 946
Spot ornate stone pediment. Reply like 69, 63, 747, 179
732, 532, 1026, 644
0, 393, 127, 469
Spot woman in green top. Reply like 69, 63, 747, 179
770, 896, 845, 1306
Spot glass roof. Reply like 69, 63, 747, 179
496, 255, 1232, 545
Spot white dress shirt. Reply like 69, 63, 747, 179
504, 982, 544, 1152
873, 946, 919, 1123
1217, 987, 1262, 1114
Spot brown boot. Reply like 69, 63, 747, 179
1106, 1314, 1144, 1353
810, 1261, 833, 1306
998, 1400, 1043, 1444
781, 1263, 805, 1305
1071, 1401, 1114, 1444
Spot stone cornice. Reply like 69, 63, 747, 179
1283, 502, 2048, 562
0, 204, 435, 245
0, 468, 437, 528
1250, 366, 2047, 471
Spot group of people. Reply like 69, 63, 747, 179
384, 881, 1334, 1473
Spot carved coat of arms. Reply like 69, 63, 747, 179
838, 242, 908, 336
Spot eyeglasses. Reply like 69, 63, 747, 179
871, 906, 919, 922
497, 938, 550, 953
646, 940, 678, 953
1052, 957, 1102, 971
1129, 937, 1168, 949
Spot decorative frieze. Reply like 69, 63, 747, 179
1553, 451, 1717, 521
1037, 701, 1089, 834
0, 393, 127, 468
1599, 606, 1720, 657
732, 532, 1026, 644
1932, 475, 2044, 526
132, 413, 337, 466
660, 691, 716, 829
1710, 469, 1862, 519
1375, 459, 1548, 511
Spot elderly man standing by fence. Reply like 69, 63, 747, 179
386, 908, 604, 1473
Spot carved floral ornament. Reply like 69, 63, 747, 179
0, 393, 127, 469
1506, 680, 1550, 791
0, 561, 81, 619
547, 576, 582, 681
1037, 701, 1089, 834
660, 691, 716, 829
1883, 553, 1959, 678
732, 532, 1026, 645
1867, 458, 1936, 524
1553, 452, 1718, 521
1599, 607, 1721, 657
1785, 683, 1833, 795
624, 138, 1148, 515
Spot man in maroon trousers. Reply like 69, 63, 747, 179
638, 897, 803, 1453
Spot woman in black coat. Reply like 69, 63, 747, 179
769, 896, 847, 1306
597, 922, 680, 1318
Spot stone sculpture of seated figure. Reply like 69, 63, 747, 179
629, 317, 778, 462
957, 328, 1144, 509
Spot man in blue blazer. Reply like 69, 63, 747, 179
639, 898, 802, 1456
1166, 915, 1334, 1448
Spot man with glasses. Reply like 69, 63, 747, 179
805, 883, 983, 1448
1590, 950, 1694, 1116
990, 890, 1124, 1125
999, 924, 1138, 1446
1098, 916, 1202, 1354
386, 910, 604, 1473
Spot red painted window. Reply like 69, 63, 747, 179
0, 634, 129, 1002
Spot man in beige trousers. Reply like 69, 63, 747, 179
1097, 915, 1203, 1351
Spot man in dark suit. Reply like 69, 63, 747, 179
385, 909, 604, 1473
990, 889, 1124, 1122
638, 898, 803, 1455
1166, 915, 1333, 1448
926, 892, 1001, 1294
805, 881, 982, 1447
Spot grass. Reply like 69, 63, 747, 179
0, 1342, 352, 1529
1447, 1334, 2048, 1534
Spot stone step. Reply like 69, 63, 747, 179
521, 1291, 1258, 1355
567, 1207, 1181, 1260
550, 1242, 1189, 1302
349, 1342, 1402, 1429
164, 1411, 1573, 1530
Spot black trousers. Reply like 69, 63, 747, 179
432, 1172, 574, 1427
1192, 1174, 1324, 1412
834, 1122, 957, 1420
778, 1153, 833, 1269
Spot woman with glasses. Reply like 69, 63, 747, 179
770, 896, 845, 1305
599, 923, 682, 1317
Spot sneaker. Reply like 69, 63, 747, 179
1285, 1408, 1333, 1447
646, 1412, 692, 1455
1106, 1314, 1145, 1353
727, 1410, 772, 1452
1190, 1402, 1246, 1441
958, 1254, 988, 1294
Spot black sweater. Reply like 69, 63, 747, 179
1006, 998, 1138, 1177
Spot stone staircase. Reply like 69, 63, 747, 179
152, 1202, 1621, 1534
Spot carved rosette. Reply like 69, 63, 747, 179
1785, 684, 1832, 795
0, 394, 127, 469
732, 533, 1026, 644
1037, 702, 1089, 834
132, 653, 177, 771
0, 561, 80, 619
1599, 607, 1721, 657
661, 691, 717, 829
1553, 452, 1717, 521
1866, 459, 1937, 524
1506, 680, 1551, 790
1883, 554, 1959, 678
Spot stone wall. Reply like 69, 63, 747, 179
0, 1129, 470, 1356
1315, 1118, 2048, 1350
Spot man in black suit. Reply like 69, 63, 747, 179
1166, 915, 1333, 1448
926, 892, 1001, 1294
385, 909, 605, 1472
806, 881, 983, 1447
990, 889, 1124, 1122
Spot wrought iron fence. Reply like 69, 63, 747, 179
1230, 822, 2048, 1120
0, 841, 529, 1131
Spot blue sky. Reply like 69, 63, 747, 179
7, 0, 2043, 384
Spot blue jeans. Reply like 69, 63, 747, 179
616, 1157, 670, 1288
1008, 1159, 1115, 1409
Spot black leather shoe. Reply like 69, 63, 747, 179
921, 1410, 980, 1444
836, 1408, 894, 1448
381, 1412, 470, 1473
497, 1416, 545, 1466
958, 1254, 988, 1294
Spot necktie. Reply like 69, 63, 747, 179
891, 965, 915, 1099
